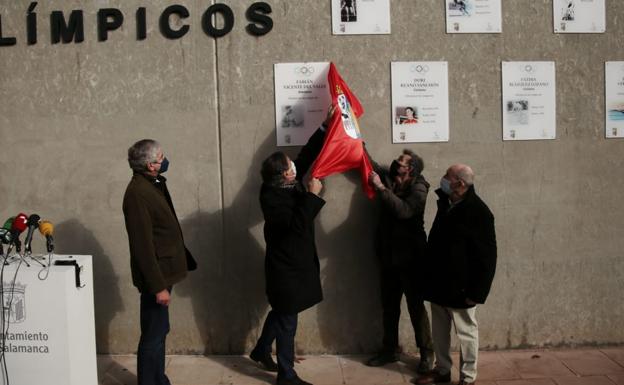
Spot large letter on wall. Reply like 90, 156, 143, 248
160, 5, 190, 39
98, 8, 124, 42
202, 4, 234, 38
0, 15, 17, 46
50, 10, 84, 44
246, 2, 273, 36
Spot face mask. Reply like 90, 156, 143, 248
389, 160, 401, 177
290, 160, 297, 177
159, 157, 169, 174
440, 177, 453, 195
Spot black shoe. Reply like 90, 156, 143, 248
276, 374, 313, 385
416, 357, 434, 374
365, 352, 399, 367
249, 349, 278, 372
417, 350, 434, 374
411, 369, 451, 384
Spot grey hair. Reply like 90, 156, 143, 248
456, 165, 475, 186
127, 139, 161, 173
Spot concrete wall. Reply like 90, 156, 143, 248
1, 0, 623, 354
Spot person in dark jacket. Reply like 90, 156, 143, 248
250, 107, 334, 385
365, 149, 434, 373
123, 139, 197, 385
415, 164, 496, 385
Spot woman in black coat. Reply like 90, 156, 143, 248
250, 109, 333, 385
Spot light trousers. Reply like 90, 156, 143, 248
430, 303, 479, 383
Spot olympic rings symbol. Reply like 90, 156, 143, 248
410, 64, 430, 73
295, 66, 315, 76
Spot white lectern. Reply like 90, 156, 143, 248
1, 254, 97, 385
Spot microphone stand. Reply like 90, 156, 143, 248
10, 244, 31, 268
3, 241, 35, 267
23, 250, 46, 267
3, 242, 16, 265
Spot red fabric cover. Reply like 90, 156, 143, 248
310, 63, 375, 199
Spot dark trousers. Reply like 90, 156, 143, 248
253, 310, 298, 379
379, 264, 433, 355
138, 291, 171, 385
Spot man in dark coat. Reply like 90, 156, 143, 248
123, 139, 197, 385
365, 149, 434, 373
415, 164, 496, 385
250, 107, 334, 385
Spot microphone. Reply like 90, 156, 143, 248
0, 229, 12, 244
38, 220, 55, 253
11, 213, 28, 233
10, 213, 28, 253
24, 214, 41, 254
0, 228, 12, 258
2, 217, 14, 230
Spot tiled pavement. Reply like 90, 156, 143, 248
97, 347, 624, 385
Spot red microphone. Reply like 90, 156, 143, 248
9, 213, 28, 253
11, 213, 28, 234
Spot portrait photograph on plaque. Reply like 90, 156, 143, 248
274, 62, 331, 146
445, 0, 502, 33
553, 0, 605, 33
605, 61, 624, 139
391, 62, 449, 143
332, 0, 391, 35
395, 106, 419, 125
502, 61, 557, 141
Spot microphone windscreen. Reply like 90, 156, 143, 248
2, 217, 14, 230
27, 214, 41, 227
12, 213, 28, 233
0, 228, 12, 244
39, 221, 54, 237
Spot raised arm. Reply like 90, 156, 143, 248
377, 177, 428, 219
294, 105, 336, 179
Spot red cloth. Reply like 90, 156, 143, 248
310, 63, 375, 199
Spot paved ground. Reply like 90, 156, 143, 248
97, 347, 624, 385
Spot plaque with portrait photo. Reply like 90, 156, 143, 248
274, 62, 331, 146
502, 61, 557, 141
553, 0, 605, 33
331, 0, 391, 35
445, 0, 502, 33
605, 62, 624, 139
391, 62, 449, 143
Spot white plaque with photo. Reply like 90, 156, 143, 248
391, 62, 449, 143
274, 62, 331, 147
553, 0, 605, 33
445, 0, 502, 33
331, 0, 391, 35
605, 62, 624, 139
502, 61, 557, 141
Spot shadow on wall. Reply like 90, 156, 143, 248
315, 169, 382, 354
54, 219, 124, 354
175, 133, 277, 354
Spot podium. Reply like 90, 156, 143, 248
1, 255, 97, 385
